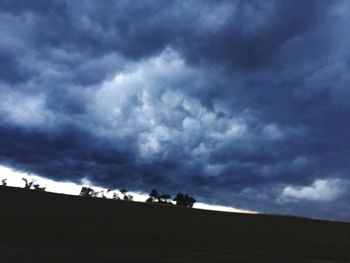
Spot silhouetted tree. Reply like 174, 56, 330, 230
150, 189, 159, 199
120, 188, 133, 201
1, 178, 7, 186
112, 192, 120, 200
22, 178, 34, 189
106, 189, 120, 200
158, 194, 172, 204
146, 188, 159, 202
173, 193, 196, 207
80, 187, 95, 197
120, 188, 128, 195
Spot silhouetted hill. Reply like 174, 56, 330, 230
1, 186, 350, 262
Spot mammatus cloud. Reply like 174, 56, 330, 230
1, 0, 350, 221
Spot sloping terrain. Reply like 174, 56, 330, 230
1, 186, 350, 263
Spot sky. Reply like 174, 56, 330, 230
0, 0, 350, 221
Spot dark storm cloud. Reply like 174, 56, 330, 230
0, 122, 136, 184
1, 0, 350, 221
0, 49, 31, 83
178, 1, 328, 70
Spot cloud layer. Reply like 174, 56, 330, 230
1, 0, 350, 221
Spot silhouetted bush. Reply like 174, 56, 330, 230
173, 193, 196, 207
33, 184, 46, 191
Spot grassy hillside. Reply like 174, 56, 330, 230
1, 186, 350, 263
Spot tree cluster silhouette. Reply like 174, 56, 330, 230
173, 193, 196, 208
79, 186, 96, 197
79, 187, 196, 208
146, 189, 196, 207
0, 178, 196, 208
79, 187, 134, 200
22, 178, 46, 191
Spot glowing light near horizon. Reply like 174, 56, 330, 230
0, 164, 256, 214
193, 202, 257, 214
0, 165, 82, 195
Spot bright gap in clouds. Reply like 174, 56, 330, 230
0, 164, 256, 214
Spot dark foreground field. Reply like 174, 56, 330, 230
1, 186, 350, 263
